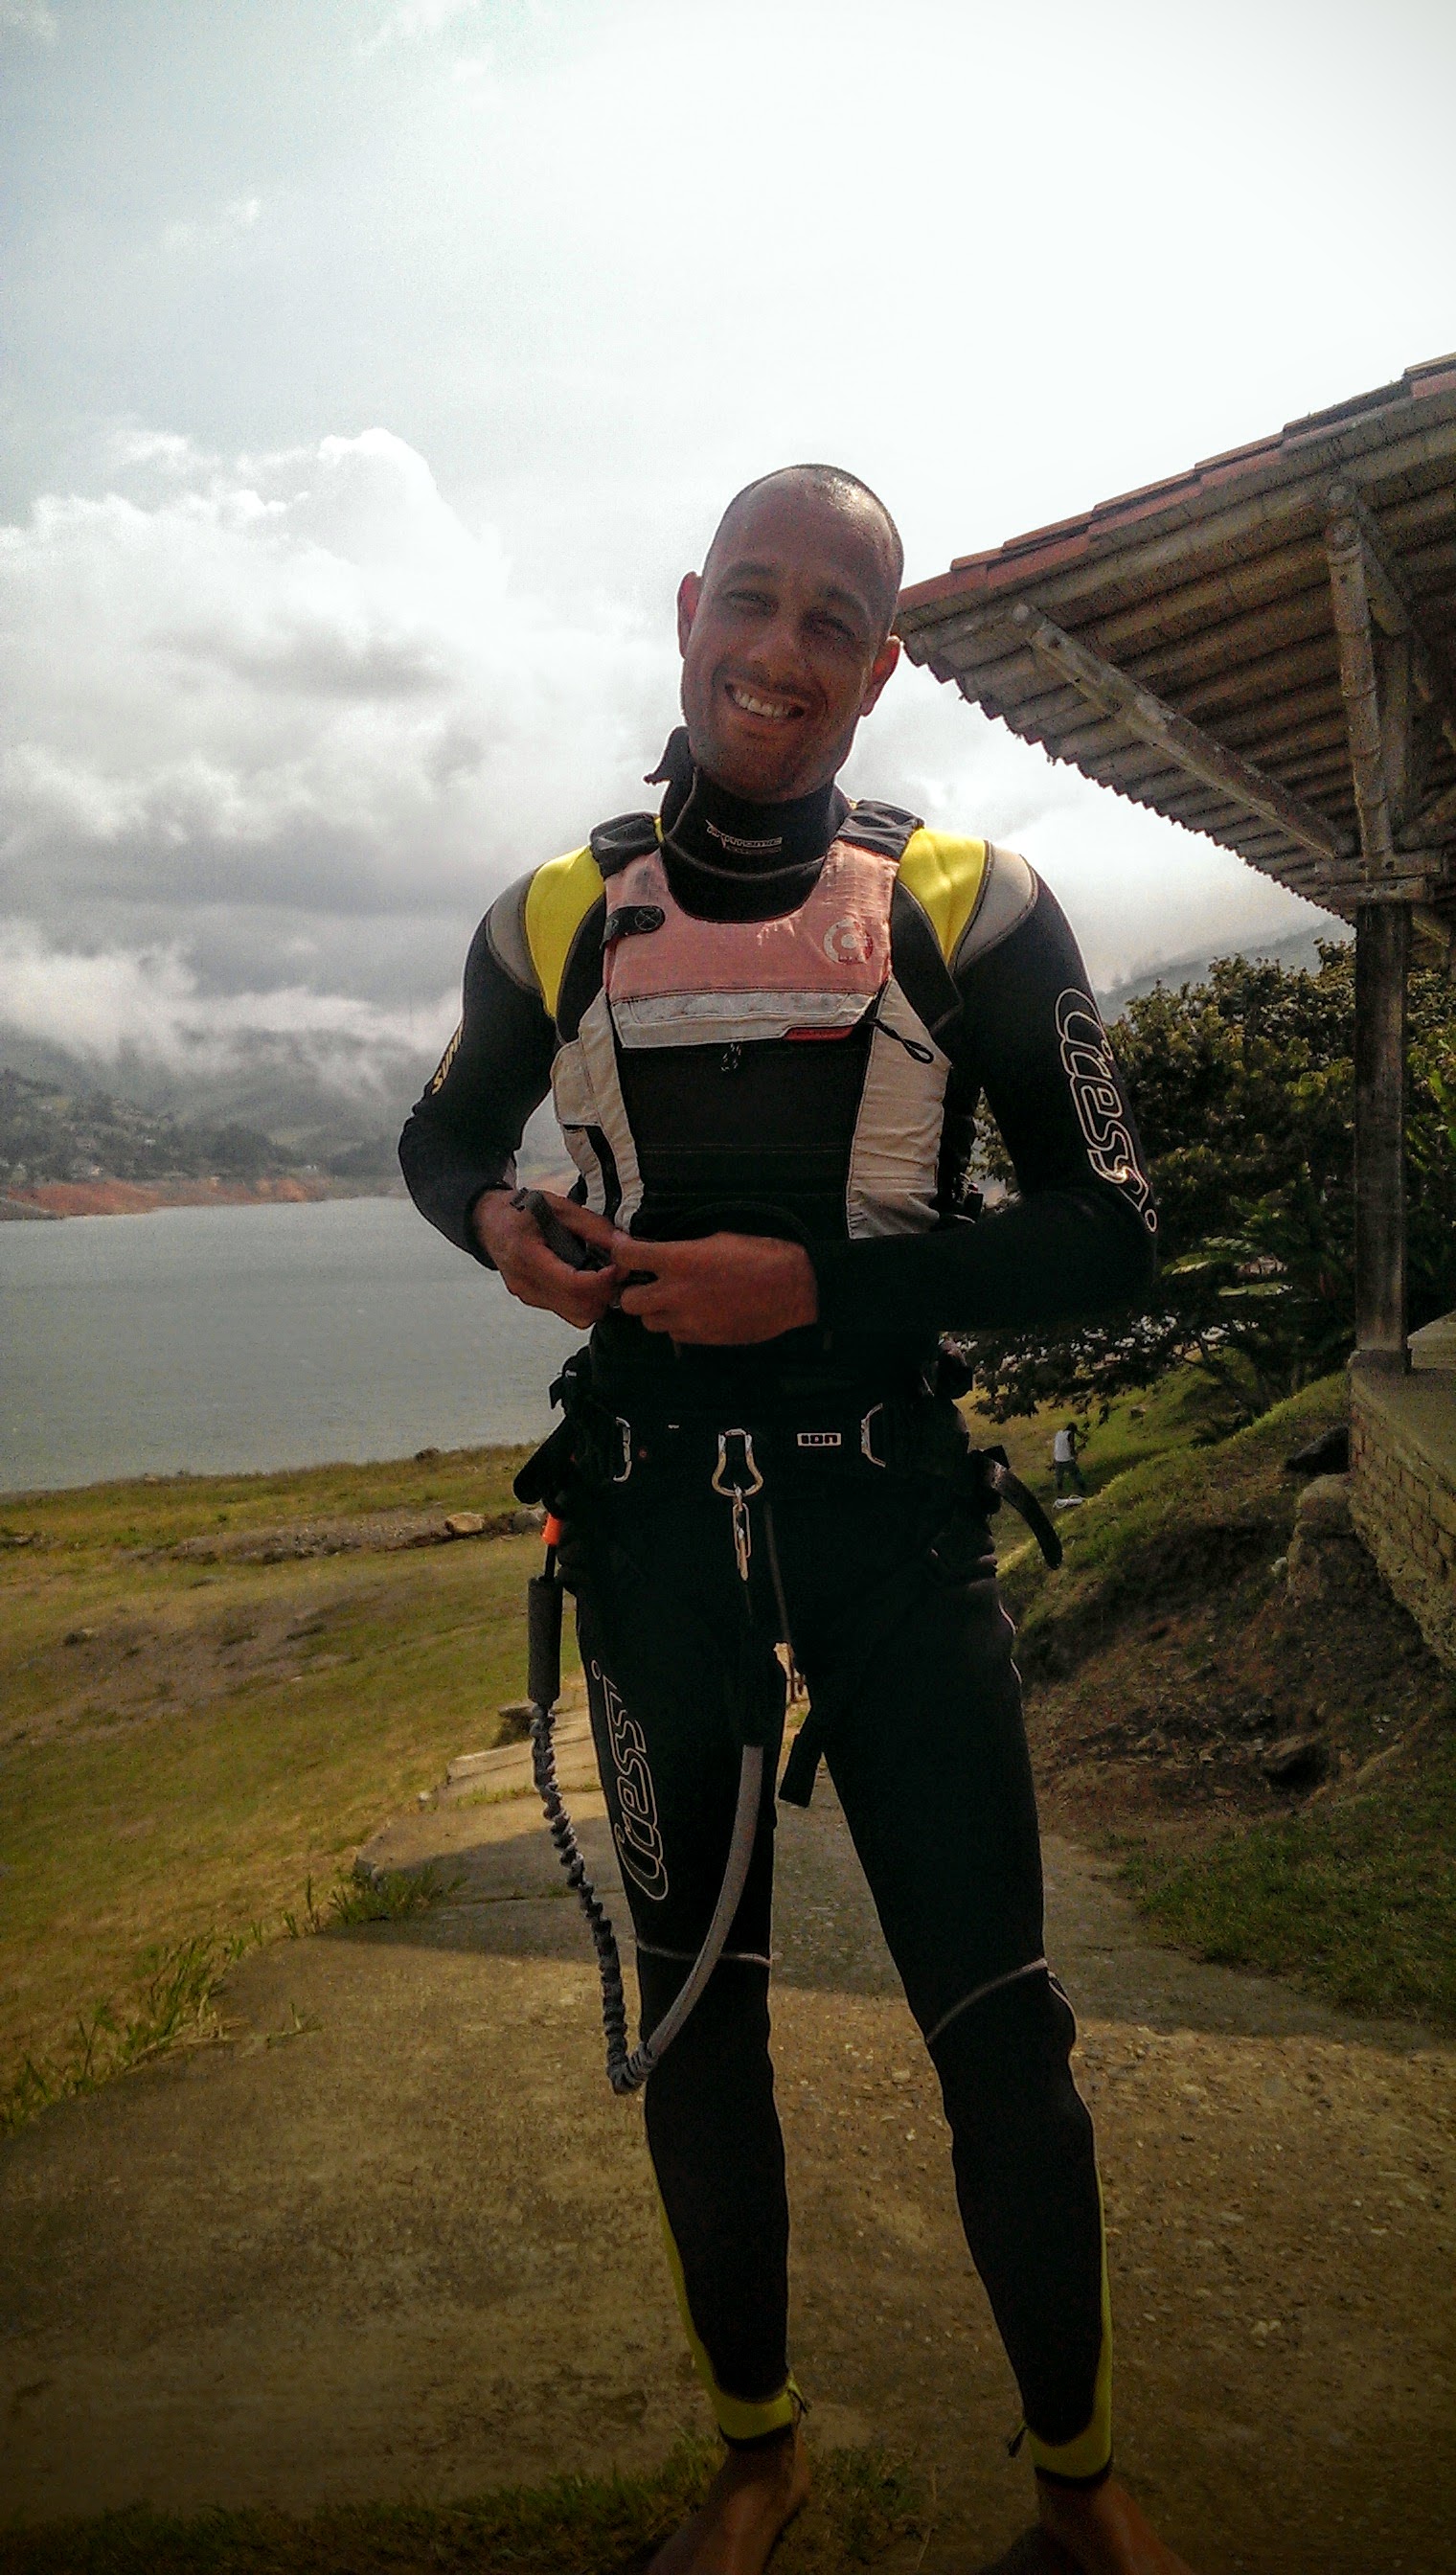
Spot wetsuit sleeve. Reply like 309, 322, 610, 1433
397, 900, 557, 1261
809, 870, 1157, 1336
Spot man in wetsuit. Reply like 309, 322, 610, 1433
399, 467, 1197, 2575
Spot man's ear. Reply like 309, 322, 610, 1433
859, 629, 901, 718
676, 571, 702, 657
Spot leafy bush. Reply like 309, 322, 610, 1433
958, 945, 1456, 1418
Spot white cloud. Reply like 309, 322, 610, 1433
0, 426, 673, 1066
359, 0, 483, 57
0, 0, 57, 40
161, 195, 266, 256
0, 922, 448, 1094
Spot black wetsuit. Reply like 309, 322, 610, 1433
399, 737, 1154, 2483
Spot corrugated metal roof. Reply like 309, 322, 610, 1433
896, 357, 1456, 926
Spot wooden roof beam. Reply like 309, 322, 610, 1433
1325, 513, 1399, 871
990, 603, 1356, 869
1325, 479, 1456, 763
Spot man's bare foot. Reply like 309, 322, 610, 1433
1035, 2474, 1197, 2575
648, 2425, 810, 2575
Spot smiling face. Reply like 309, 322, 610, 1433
676, 475, 902, 802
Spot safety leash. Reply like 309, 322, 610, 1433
527, 1513, 763, 2097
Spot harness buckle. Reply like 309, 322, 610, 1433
711, 1429, 763, 1501
612, 1417, 633, 1483
712, 1429, 763, 1584
859, 1403, 889, 1469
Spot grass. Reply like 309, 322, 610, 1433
990, 1367, 1456, 2027
963, 1358, 1249, 1507
2, 1863, 466, 2134
991, 1372, 1348, 1644
1119, 1720, 1456, 2022
0, 2441, 921, 2573
0, 1442, 574, 2113
1, 1927, 253, 2135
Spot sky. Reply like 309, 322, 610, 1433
3, 0, 1455, 1107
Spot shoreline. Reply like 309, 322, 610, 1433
0, 1176, 407, 1222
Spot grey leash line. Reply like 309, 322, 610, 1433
527, 1522, 762, 2097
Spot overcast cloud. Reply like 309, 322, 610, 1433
2, 0, 1453, 1096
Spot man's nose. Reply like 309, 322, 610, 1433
742, 608, 809, 686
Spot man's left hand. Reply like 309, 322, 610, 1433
558, 1208, 819, 1345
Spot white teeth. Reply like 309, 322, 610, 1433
727, 682, 797, 720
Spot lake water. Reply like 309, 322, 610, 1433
0, 1196, 585, 1493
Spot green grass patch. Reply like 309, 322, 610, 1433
0, 2441, 921, 2573
1, 1928, 251, 2135
326, 1862, 464, 1927
2, 1860, 466, 2134
1119, 1721, 1456, 2024
994, 1372, 1346, 1642
1, 1444, 574, 2106
0, 1441, 534, 1558
965, 1359, 1247, 1508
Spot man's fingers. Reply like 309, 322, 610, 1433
544, 1196, 642, 1265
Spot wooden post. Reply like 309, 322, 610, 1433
1354, 900, 1410, 1371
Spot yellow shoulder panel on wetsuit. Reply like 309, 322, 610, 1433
523, 844, 605, 1021
897, 829, 990, 966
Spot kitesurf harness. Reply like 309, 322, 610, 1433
515, 1309, 1061, 2100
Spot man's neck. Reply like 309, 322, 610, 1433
653, 729, 848, 879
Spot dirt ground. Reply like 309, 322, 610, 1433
2, 1743, 1453, 2575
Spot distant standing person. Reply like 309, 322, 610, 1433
1054, 1422, 1086, 1495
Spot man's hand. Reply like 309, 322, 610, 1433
560, 1207, 820, 1346
472, 1188, 623, 1330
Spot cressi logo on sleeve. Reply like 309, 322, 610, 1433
1055, 990, 1156, 1232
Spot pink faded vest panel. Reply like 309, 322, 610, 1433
603, 836, 899, 1049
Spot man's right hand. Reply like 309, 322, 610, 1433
472, 1188, 623, 1330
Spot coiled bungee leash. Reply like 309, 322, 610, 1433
527, 1509, 764, 2098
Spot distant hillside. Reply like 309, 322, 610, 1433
0, 1067, 398, 1193
1100, 925, 1350, 1017
0, 1029, 435, 1161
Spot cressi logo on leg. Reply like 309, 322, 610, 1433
594, 1662, 669, 1902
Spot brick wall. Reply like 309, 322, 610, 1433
1349, 1361, 1456, 1671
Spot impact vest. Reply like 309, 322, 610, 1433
520, 805, 991, 1245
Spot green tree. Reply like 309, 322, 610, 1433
955, 943, 1456, 1421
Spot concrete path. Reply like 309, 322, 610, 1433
2, 1741, 1453, 2572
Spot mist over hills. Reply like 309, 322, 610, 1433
0, 926, 1350, 1188
0, 1025, 435, 1161
1101, 925, 1348, 1017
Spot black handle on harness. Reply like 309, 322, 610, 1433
512, 1185, 611, 1273
527, 1564, 564, 1714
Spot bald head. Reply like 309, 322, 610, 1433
704, 466, 904, 638
676, 465, 904, 801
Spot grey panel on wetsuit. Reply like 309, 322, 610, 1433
950, 845, 1038, 973
484, 871, 540, 997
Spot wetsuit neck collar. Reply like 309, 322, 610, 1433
649, 727, 848, 880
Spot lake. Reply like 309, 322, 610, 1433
0, 1196, 585, 1493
